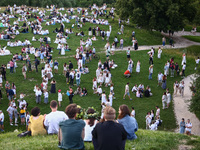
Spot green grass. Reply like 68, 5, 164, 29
0, 9, 197, 133
1, 129, 199, 150
182, 36, 200, 43
184, 25, 200, 32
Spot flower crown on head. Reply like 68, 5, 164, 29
84, 107, 99, 119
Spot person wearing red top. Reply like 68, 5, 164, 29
124, 70, 130, 78
9, 59, 14, 73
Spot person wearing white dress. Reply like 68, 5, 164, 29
136, 60, 140, 73
166, 91, 171, 108
60, 44, 65, 55
84, 108, 98, 142
58, 89, 62, 107
157, 47, 162, 59
105, 73, 110, 87
162, 92, 167, 109
181, 53, 186, 65
98, 74, 103, 86
93, 78, 97, 93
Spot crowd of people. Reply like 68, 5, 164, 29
0, 3, 199, 149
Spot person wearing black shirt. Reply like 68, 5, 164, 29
1, 65, 6, 81
69, 61, 73, 70
92, 27, 96, 36
66, 69, 70, 84
35, 57, 39, 72
92, 106, 127, 150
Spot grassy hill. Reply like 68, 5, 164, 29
0, 129, 200, 150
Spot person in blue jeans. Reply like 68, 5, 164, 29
149, 65, 153, 80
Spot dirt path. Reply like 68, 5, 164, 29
112, 31, 200, 51
173, 74, 200, 136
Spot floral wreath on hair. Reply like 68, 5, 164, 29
84, 107, 99, 119
76, 105, 84, 120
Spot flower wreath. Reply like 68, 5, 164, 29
84, 107, 99, 119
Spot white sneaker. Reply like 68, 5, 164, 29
10, 123, 13, 126
15, 124, 18, 126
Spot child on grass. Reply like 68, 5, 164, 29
20, 106, 26, 125
26, 111, 30, 130
58, 89, 63, 107
44, 90, 49, 104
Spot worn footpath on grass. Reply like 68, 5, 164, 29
173, 74, 200, 136
113, 31, 200, 51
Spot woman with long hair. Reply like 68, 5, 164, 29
117, 104, 138, 140
84, 108, 98, 142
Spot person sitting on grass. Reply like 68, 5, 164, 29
58, 104, 85, 150
28, 107, 47, 136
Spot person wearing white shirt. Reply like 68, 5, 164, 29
7, 104, 14, 125
44, 90, 49, 104
76, 70, 81, 86
162, 92, 167, 109
181, 63, 186, 78
101, 91, 107, 104
145, 112, 152, 129
131, 107, 135, 118
97, 86, 102, 96
185, 119, 192, 135
157, 72, 163, 87
44, 100, 68, 134
195, 57, 200, 70
0, 110, 4, 131
155, 106, 160, 118
106, 30, 110, 41
132, 84, 138, 93
149, 121, 157, 131
35, 88, 42, 104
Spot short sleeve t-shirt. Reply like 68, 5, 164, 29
44, 111, 68, 134
59, 119, 85, 150
125, 85, 129, 93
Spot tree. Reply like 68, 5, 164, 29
189, 67, 200, 120
115, 0, 197, 31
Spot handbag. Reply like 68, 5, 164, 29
66, 91, 70, 96
179, 71, 182, 76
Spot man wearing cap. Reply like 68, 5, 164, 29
0, 110, 4, 131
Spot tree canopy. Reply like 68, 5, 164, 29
115, 0, 197, 31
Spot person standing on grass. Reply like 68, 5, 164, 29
155, 106, 160, 118
27, 57, 32, 72
120, 38, 123, 49
7, 103, 14, 126
0, 110, 4, 132
157, 72, 163, 87
148, 65, 153, 80
123, 83, 132, 100
1, 65, 6, 81
22, 64, 27, 79
9, 59, 14, 73
35, 56, 39, 72
180, 118, 185, 134
58, 89, 63, 107
166, 91, 171, 108
185, 119, 192, 135
195, 57, 200, 70
162, 92, 167, 109
158, 47, 162, 59
126, 48, 131, 61
145, 112, 152, 129
76, 70, 81, 86
44, 100, 68, 135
